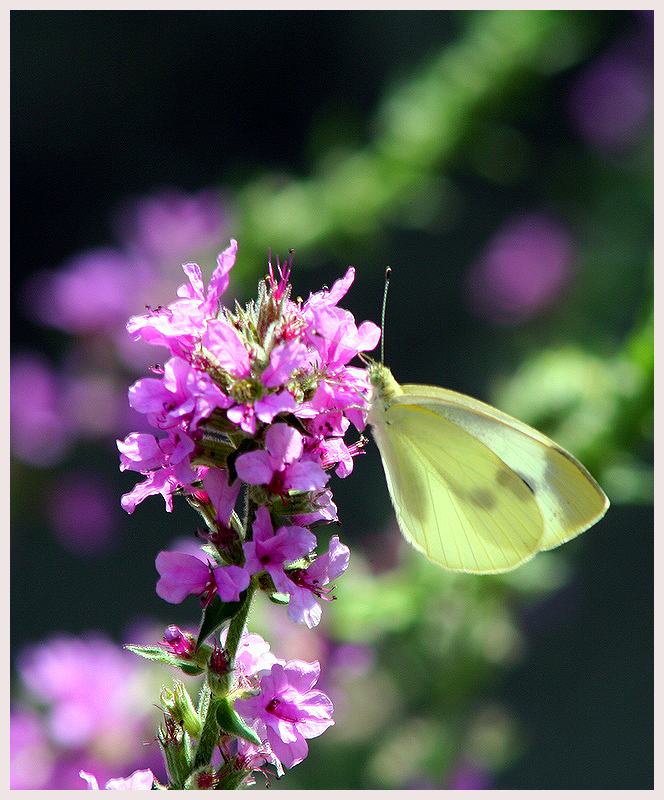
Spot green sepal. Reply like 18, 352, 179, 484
196, 593, 246, 649
215, 697, 262, 746
124, 644, 206, 676
157, 718, 191, 789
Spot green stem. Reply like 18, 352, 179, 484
193, 695, 223, 770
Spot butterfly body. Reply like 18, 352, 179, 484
366, 361, 609, 574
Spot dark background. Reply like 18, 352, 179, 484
11, 10, 652, 790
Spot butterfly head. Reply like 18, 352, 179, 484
363, 357, 402, 406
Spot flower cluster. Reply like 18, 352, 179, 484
117, 239, 380, 787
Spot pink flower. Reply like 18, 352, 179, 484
80, 768, 154, 790
465, 213, 575, 326
126, 239, 237, 358
120, 455, 202, 514
10, 353, 73, 467
28, 248, 151, 335
242, 506, 317, 593
234, 660, 334, 769
10, 707, 54, 789
316, 436, 362, 478
155, 551, 210, 603
235, 423, 328, 496
128, 357, 230, 431
16, 635, 146, 752
200, 318, 251, 378
261, 339, 310, 387
159, 625, 196, 657
302, 267, 381, 370
254, 389, 297, 423
155, 551, 249, 604
292, 488, 338, 527
116, 187, 226, 265
220, 630, 280, 677
285, 536, 350, 628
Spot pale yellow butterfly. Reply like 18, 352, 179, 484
365, 359, 609, 575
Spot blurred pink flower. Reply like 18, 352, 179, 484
27, 249, 152, 335
568, 20, 652, 154
465, 213, 574, 325
10, 706, 55, 789
80, 767, 155, 790
45, 471, 118, 555
16, 633, 149, 751
10, 353, 74, 466
114, 187, 227, 266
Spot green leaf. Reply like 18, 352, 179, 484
215, 697, 262, 746
124, 644, 204, 676
196, 593, 246, 649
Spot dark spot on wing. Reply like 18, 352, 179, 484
496, 469, 513, 487
468, 488, 496, 510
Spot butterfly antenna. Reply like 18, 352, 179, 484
381, 267, 391, 365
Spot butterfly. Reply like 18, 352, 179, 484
365, 360, 609, 574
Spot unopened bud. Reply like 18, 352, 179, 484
160, 680, 202, 739
207, 645, 234, 697
160, 625, 196, 658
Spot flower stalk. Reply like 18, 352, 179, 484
111, 239, 378, 787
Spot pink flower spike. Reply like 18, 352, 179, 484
155, 551, 210, 604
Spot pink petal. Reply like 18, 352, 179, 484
235, 450, 275, 485
155, 551, 209, 603
213, 565, 250, 602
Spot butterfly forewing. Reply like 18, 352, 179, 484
397, 385, 609, 550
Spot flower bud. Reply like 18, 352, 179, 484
207, 644, 234, 697
160, 680, 202, 739
160, 625, 196, 657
